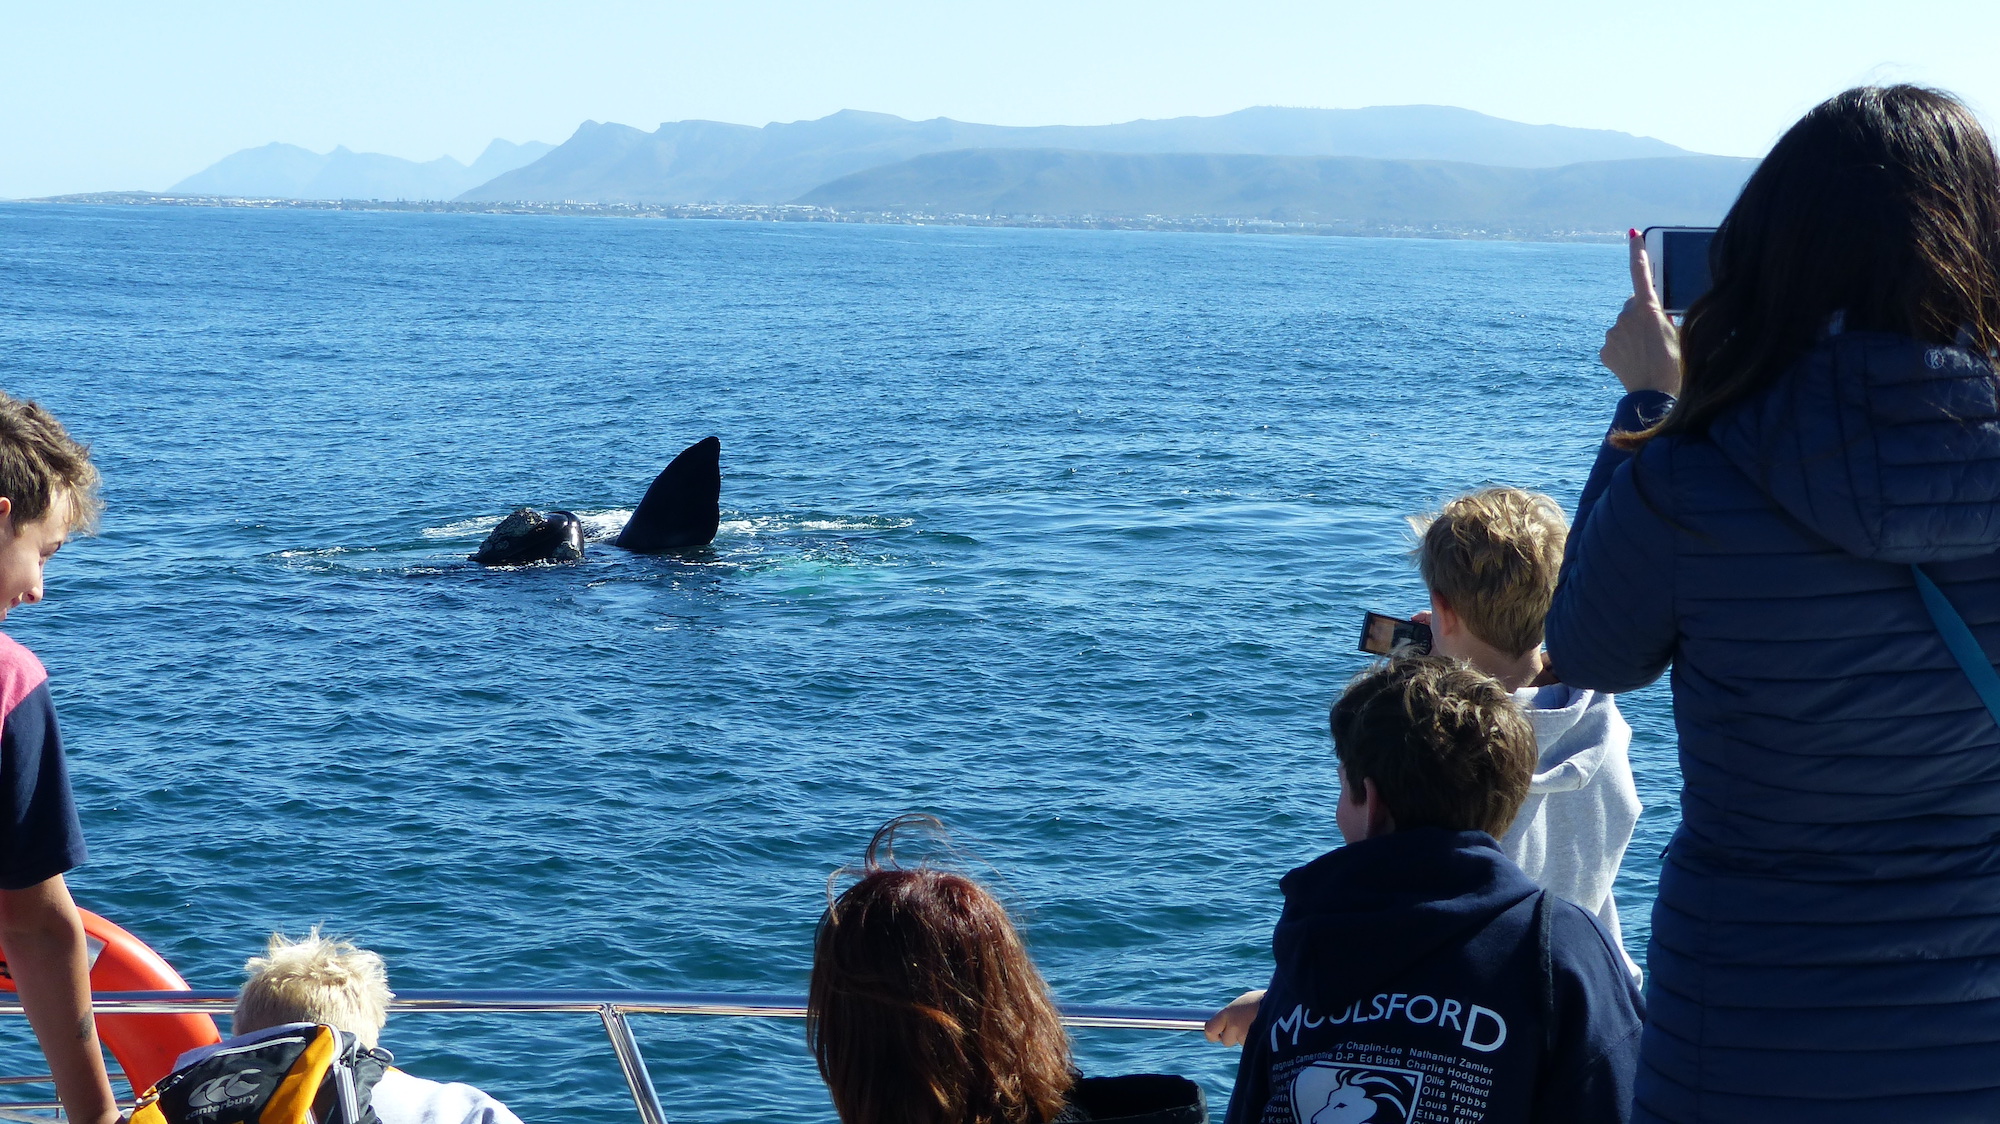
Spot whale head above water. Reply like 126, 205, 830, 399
468, 436, 722, 567
470, 507, 586, 566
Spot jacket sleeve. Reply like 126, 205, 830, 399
1547, 438, 1679, 694
1531, 906, 1646, 1123
1222, 1008, 1273, 1124
1533, 1023, 1643, 1124
1573, 391, 1674, 534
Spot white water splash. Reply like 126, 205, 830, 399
420, 516, 505, 539
721, 514, 914, 537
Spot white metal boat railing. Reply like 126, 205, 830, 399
0, 990, 1211, 1124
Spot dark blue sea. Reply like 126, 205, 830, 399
0, 204, 1672, 1122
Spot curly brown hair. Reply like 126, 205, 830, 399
1329, 657, 1536, 836
807, 816, 1075, 1124
0, 393, 99, 532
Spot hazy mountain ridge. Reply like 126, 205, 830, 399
161, 107, 1746, 233
171, 138, 553, 201
457, 105, 1695, 204
796, 149, 1757, 231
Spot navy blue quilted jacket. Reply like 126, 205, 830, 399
1548, 332, 2000, 1123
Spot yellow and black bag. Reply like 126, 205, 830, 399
130, 1023, 388, 1124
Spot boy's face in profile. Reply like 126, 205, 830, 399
1335, 764, 1395, 843
1335, 765, 1366, 843
0, 491, 71, 620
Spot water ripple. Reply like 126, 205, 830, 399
0, 205, 1670, 1124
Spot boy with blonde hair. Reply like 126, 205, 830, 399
233, 931, 393, 1049
203, 931, 521, 1124
1410, 487, 1641, 976
0, 394, 117, 1124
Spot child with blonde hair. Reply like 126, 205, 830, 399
233, 930, 393, 1048
187, 930, 522, 1124
1408, 487, 1640, 976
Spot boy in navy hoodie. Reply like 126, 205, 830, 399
1219, 657, 1642, 1124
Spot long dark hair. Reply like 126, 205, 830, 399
806, 815, 1074, 1124
1629, 85, 2000, 446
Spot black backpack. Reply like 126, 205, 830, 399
130, 1024, 389, 1124
1057, 1074, 1208, 1123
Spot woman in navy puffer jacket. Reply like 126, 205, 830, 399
1548, 86, 2000, 1123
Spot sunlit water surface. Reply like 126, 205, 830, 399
0, 205, 1672, 1122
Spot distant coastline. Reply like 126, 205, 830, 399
18, 192, 1632, 243
83, 108, 1741, 242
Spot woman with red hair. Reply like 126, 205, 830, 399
807, 816, 1205, 1124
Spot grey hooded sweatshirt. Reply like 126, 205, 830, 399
1501, 683, 1642, 982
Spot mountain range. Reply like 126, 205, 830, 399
165, 106, 1754, 233
170, 138, 553, 202
801, 150, 1755, 231
460, 105, 1694, 204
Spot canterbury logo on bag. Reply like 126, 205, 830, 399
130, 1023, 387, 1124
187, 1071, 264, 1110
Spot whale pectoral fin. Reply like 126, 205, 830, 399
614, 436, 722, 553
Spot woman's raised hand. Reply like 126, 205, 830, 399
1599, 230, 1683, 397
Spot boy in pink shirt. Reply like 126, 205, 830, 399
0, 394, 118, 1124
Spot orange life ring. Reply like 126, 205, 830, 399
0, 908, 221, 1095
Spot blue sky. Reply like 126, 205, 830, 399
6, 0, 1998, 198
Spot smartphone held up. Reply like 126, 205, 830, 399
1359, 612, 1432, 657
1643, 226, 1717, 314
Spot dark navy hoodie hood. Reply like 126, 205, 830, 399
1223, 828, 1643, 1124
1274, 828, 1540, 1002
1706, 332, 2000, 563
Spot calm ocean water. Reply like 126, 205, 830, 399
0, 204, 1673, 1122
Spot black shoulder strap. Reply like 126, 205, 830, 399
313, 1032, 388, 1124
1534, 890, 1556, 1056
350, 1047, 390, 1124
